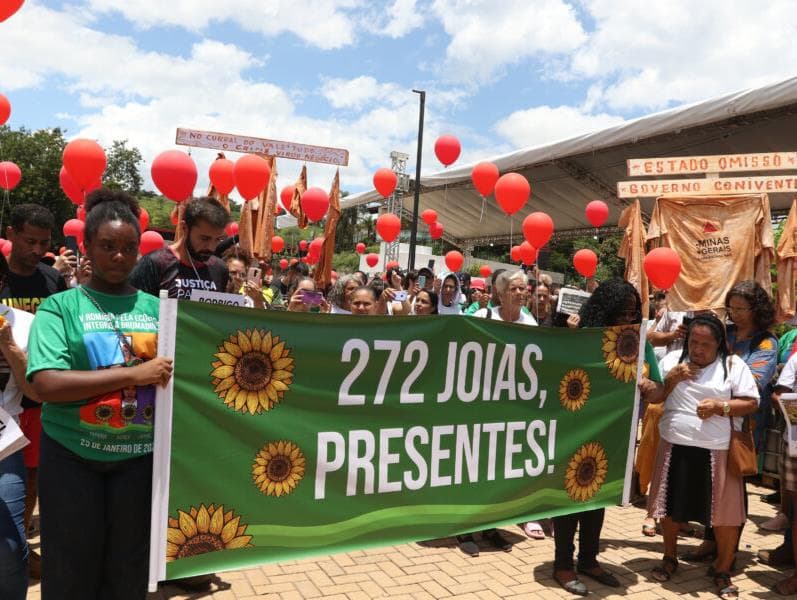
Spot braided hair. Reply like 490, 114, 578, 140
678, 314, 730, 380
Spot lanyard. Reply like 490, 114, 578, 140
78, 285, 142, 367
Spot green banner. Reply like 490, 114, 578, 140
152, 301, 642, 581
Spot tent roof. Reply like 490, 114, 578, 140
341, 76, 797, 246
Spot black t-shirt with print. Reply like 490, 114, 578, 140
0, 263, 68, 407
129, 247, 229, 299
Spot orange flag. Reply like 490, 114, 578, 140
776, 198, 797, 321
289, 165, 308, 229
252, 156, 277, 259
315, 170, 340, 290
617, 200, 649, 318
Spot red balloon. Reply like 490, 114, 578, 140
309, 238, 324, 257
573, 249, 598, 278
59, 166, 100, 205
62, 219, 85, 241
139, 231, 164, 255
510, 245, 521, 262
279, 258, 289, 270
299, 240, 308, 252
306, 252, 319, 265
301, 187, 329, 222
479, 265, 492, 277
421, 209, 437, 225
373, 168, 398, 198
519, 241, 537, 265
138, 207, 149, 231
0, 0, 24, 22
225, 222, 239, 237
280, 185, 295, 211
271, 235, 285, 253
434, 135, 461, 167
644, 247, 682, 290
63, 139, 106, 190
386, 260, 400, 270
76, 205, 86, 221
0, 162, 21, 191
365, 253, 379, 268
585, 200, 609, 228
494, 173, 530, 215
376, 213, 401, 243
0, 93, 10, 126
522, 212, 554, 249
234, 154, 271, 201
151, 150, 197, 202
355, 242, 366, 254
471, 162, 499, 196
1, 241, 11, 257
289, 258, 298, 266
429, 221, 444, 240
445, 250, 464, 272
209, 158, 235, 195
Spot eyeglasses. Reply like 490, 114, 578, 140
725, 305, 752, 313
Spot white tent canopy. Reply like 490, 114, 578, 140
341, 76, 797, 248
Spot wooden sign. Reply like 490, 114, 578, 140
627, 152, 797, 177
175, 127, 349, 166
617, 175, 797, 198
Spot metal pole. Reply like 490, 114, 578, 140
408, 89, 425, 270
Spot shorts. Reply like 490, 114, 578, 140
18, 406, 41, 469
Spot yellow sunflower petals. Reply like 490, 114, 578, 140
215, 377, 235, 392
211, 365, 235, 379
195, 504, 210, 534
271, 380, 288, 392
178, 510, 198, 538
209, 504, 225, 535
272, 370, 292, 381
272, 357, 293, 370
270, 342, 285, 361
214, 352, 237, 366
226, 535, 252, 549
167, 527, 186, 545
221, 516, 241, 543
238, 331, 252, 353
260, 331, 273, 354
250, 329, 262, 351
166, 541, 179, 558
246, 391, 259, 415
224, 341, 242, 357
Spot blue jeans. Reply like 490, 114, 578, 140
0, 450, 28, 600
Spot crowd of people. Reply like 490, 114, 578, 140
1, 190, 797, 599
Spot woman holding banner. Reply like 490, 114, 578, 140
647, 314, 758, 600
552, 278, 662, 596
26, 189, 173, 600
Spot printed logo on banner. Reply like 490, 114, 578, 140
695, 220, 731, 261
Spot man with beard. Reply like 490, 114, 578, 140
130, 196, 229, 299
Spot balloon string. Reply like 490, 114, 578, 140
479, 195, 485, 222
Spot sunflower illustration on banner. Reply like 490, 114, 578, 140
602, 325, 640, 382
559, 368, 591, 412
166, 504, 253, 562
252, 440, 306, 497
564, 442, 609, 502
210, 329, 295, 415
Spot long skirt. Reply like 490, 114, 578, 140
647, 440, 745, 527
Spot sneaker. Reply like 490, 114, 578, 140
760, 512, 790, 532
758, 545, 795, 567
456, 534, 479, 557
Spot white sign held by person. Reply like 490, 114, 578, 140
0, 405, 29, 462
556, 288, 591, 316
189, 289, 246, 307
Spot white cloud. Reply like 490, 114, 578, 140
320, 76, 402, 110
381, 0, 425, 37
493, 105, 624, 148
85, 0, 361, 50
571, 0, 797, 111
431, 0, 586, 84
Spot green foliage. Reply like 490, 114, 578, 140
0, 125, 72, 240
137, 194, 176, 231
332, 252, 361, 273
104, 140, 143, 193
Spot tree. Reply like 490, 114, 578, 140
104, 140, 143, 194
0, 125, 72, 239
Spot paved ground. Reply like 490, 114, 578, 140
26, 483, 791, 599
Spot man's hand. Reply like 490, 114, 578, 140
53, 249, 78, 276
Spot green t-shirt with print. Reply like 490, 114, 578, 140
27, 287, 159, 461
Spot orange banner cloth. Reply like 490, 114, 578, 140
314, 170, 340, 291
617, 199, 650, 318
252, 156, 277, 259
289, 165, 308, 230
776, 198, 797, 321
646, 194, 774, 312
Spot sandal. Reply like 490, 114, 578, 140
651, 555, 678, 582
523, 521, 546, 540
713, 572, 738, 599
554, 571, 588, 597
642, 522, 657, 537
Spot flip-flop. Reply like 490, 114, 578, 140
642, 522, 657, 537
524, 521, 546, 540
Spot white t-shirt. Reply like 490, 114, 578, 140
777, 353, 797, 391
473, 307, 538, 326
658, 350, 758, 450
653, 310, 686, 359
0, 306, 34, 421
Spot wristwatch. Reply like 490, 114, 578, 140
722, 401, 731, 416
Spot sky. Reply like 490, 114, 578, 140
1, 0, 796, 201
